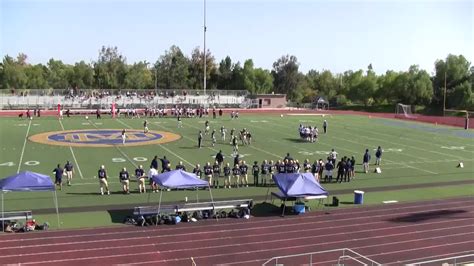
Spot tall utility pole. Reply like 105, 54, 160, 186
203, 0, 207, 97
443, 71, 447, 116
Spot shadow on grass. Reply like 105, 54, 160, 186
107, 209, 133, 224
387, 209, 468, 223
251, 202, 282, 217
66, 191, 137, 195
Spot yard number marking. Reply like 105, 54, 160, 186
113, 157, 148, 163
24, 161, 40, 166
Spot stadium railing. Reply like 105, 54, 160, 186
262, 248, 381, 266
410, 253, 474, 265
0, 210, 33, 222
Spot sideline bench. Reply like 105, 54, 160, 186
133, 199, 253, 217
0, 211, 33, 222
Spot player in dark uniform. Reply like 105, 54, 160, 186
119, 167, 130, 194
175, 161, 186, 171
323, 120, 327, 134
350, 156, 356, 179
230, 128, 235, 144
96, 108, 101, 119
64, 160, 74, 186
98, 165, 110, 195
261, 160, 269, 186
135, 165, 146, 193
363, 149, 371, 173
150, 155, 159, 170
231, 135, 238, 156
303, 159, 311, 173
311, 160, 320, 182
143, 120, 149, 133
232, 164, 241, 188
212, 161, 221, 188
204, 162, 213, 186
375, 146, 383, 166
344, 158, 352, 182
159, 156, 170, 173
336, 158, 346, 183
198, 130, 203, 148
53, 164, 64, 190
223, 163, 231, 188
324, 160, 334, 183
215, 150, 224, 166
193, 164, 202, 179
285, 160, 296, 173
177, 115, 183, 128
240, 161, 249, 187
252, 161, 260, 187
277, 160, 286, 174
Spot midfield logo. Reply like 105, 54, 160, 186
30, 129, 181, 147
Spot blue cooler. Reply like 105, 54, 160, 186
354, 190, 365, 204
293, 203, 306, 214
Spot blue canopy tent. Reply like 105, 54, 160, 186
151, 170, 215, 214
0, 171, 60, 230
271, 173, 329, 216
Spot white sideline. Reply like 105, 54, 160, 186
59, 120, 84, 179
16, 119, 31, 173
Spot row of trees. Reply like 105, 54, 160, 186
0, 46, 472, 110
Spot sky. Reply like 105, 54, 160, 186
0, 0, 472, 74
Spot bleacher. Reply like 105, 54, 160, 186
133, 199, 253, 218
0, 89, 249, 110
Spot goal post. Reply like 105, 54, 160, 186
395, 103, 413, 118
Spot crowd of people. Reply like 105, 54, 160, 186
52, 146, 384, 195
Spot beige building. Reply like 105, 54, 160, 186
251, 94, 287, 108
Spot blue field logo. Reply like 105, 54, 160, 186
30, 129, 181, 147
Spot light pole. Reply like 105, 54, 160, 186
203, 0, 207, 97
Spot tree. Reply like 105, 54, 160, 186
375, 70, 400, 104
253, 68, 273, 94
124, 61, 153, 90
271, 55, 301, 100
94, 46, 127, 90
188, 47, 216, 90
217, 56, 233, 90
154, 45, 189, 90
46, 59, 70, 90
1, 55, 28, 91
25, 64, 48, 90
242, 59, 256, 93
433, 54, 471, 109
68, 61, 94, 89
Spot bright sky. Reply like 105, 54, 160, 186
1, 0, 472, 74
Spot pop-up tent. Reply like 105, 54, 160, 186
152, 170, 214, 214
273, 172, 328, 197
271, 173, 329, 216
0, 171, 60, 229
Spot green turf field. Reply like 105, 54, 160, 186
0, 113, 473, 228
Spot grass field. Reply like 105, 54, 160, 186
0, 112, 473, 228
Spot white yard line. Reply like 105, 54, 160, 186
116, 119, 194, 167
59, 120, 84, 179
16, 119, 32, 173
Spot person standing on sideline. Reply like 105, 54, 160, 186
252, 161, 260, 187
363, 149, 371, 173
64, 160, 74, 186
323, 120, 328, 134
193, 164, 202, 179
98, 165, 110, 195
148, 166, 158, 192
198, 130, 203, 148
215, 150, 224, 166
240, 161, 249, 187
212, 161, 221, 188
204, 162, 213, 186
232, 164, 241, 188
375, 146, 383, 166
53, 164, 64, 191
223, 163, 231, 188
121, 129, 126, 145
119, 167, 130, 194
150, 155, 159, 170
232, 135, 238, 156
135, 165, 146, 193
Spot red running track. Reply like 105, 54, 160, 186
0, 197, 473, 265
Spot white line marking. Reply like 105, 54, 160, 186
17, 119, 31, 173
59, 120, 84, 179
3, 221, 471, 261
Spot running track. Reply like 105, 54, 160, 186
0, 197, 473, 265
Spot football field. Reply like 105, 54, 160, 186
0, 112, 473, 228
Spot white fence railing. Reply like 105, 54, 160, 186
410, 253, 474, 265
262, 248, 381, 266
